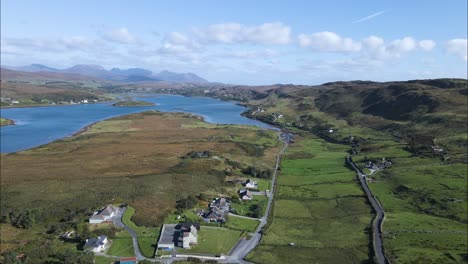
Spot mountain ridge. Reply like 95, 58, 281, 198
2, 63, 208, 83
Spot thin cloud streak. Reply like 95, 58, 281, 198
353, 10, 386, 23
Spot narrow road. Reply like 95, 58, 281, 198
346, 156, 388, 264
112, 207, 145, 260
227, 133, 289, 263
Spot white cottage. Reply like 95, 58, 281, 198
89, 205, 118, 224
84, 235, 108, 253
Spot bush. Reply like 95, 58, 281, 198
176, 195, 198, 212
186, 257, 203, 262
242, 166, 272, 178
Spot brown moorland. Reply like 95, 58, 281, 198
0, 111, 279, 233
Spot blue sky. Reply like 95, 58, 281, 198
1, 0, 467, 84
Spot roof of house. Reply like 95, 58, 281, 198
177, 222, 201, 230
89, 214, 104, 220
158, 224, 176, 245
84, 235, 107, 248
100, 205, 118, 217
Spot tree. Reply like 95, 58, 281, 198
175, 195, 198, 212
59, 249, 94, 264
1, 251, 19, 264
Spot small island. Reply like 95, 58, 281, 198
0, 117, 15, 126
112, 100, 155, 107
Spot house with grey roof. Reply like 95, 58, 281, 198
89, 205, 119, 224
84, 235, 108, 253
198, 197, 230, 222
157, 223, 200, 252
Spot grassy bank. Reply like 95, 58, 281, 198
0, 117, 14, 126
112, 100, 155, 106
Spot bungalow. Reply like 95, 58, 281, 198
89, 205, 119, 224
239, 189, 253, 201
244, 179, 258, 189
84, 235, 108, 253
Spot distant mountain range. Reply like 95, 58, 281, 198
3, 64, 208, 83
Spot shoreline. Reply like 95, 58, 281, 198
0, 100, 114, 109
0, 118, 15, 127
0, 95, 277, 153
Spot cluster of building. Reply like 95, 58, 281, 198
157, 223, 201, 251
198, 197, 231, 223
365, 158, 392, 171
79, 205, 121, 254
238, 178, 258, 201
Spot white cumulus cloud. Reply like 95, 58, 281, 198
159, 32, 202, 60
194, 22, 291, 45
298, 31, 361, 53
447, 38, 468, 61
387, 37, 417, 53
102, 27, 137, 44
419, 40, 436, 51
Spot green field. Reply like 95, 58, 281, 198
107, 230, 135, 257
177, 227, 242, 255
95, 256, 118, 264
231, 195, 268, 218
225, 215, 259, 232
247, 133, 373, 264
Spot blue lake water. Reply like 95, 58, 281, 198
0, 95, 272, 153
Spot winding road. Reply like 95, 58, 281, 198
346, 156, 388, 264
112, 207, 145, 260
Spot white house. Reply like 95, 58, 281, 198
242, 192, 253, 201
84, 235, 108, 253
89, 205, 118, 224
245, 179, 258, 189
179, 225, 198, 249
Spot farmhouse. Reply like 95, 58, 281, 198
177, 223, 199, 248
89, 205, 119, 224
157, 223, 200, 251
244, 179, 258, 189
84, 235, 108, 253
239, 188, 253, 201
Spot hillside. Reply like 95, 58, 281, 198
0, 68, 120, 106
237, 78, 468, 263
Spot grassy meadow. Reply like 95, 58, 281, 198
247, 132, 374, 264
177, 227, 242, 256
